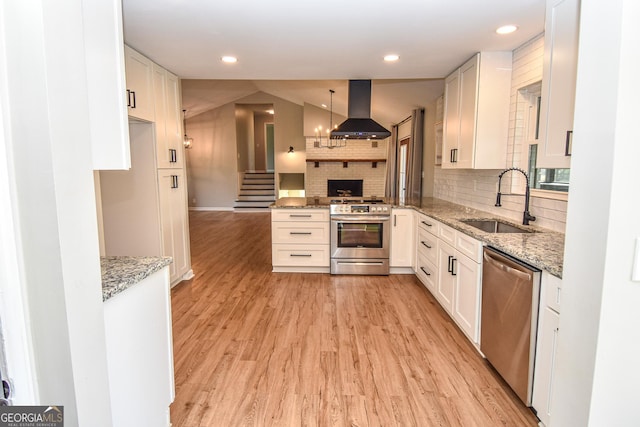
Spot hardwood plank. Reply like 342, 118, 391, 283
170, 211, 539, 426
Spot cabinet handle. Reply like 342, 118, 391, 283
453, 148, 458, 163
447, 255, 453, 273
420, 267, 431, 276
171, 175, 178, 189
289, 232, 312, 235
421, 220, 432, 227
450, 149, 455, 163
451, 258, 457, 276
290, 254, 312, 257
565, 130, 573, 156
126, 89, 132, 107
169, 148, 177, 163
130, 90, 136, 109
421, 241, 431, 249
289, 214, 312, 218
394, 214, 397, 227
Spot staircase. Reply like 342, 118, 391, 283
234, 172, 276, 211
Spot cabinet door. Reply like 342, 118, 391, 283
537, 0, 580, 169
152, 65, 169, 167
81, 0, 130, 170
124, 45, 155, 122
437, 242, 456, 313
416, 253, 437, 294
153, 66, 184, 169
442, 69, 460, 169
532, 306, 560, 426
452, 254, 481, 343
456, 55, 479, 169
157, 169, 191, 284
390, 209, 414, 267
165, 72, 184, 168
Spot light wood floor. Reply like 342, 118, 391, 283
170, 211, 539, 426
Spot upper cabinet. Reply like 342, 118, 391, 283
81, 0, 130, 170
153, 65, 184, 169
124, 46, 155, 122
537, 0, 580, 169
442, 52, 512, 170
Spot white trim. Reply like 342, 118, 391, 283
189, 206, 234, 211
272, 266, 330, 273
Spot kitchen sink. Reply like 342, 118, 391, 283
460, 219, 534, 234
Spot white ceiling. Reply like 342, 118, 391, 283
122, 0, 546, 125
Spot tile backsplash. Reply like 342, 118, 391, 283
305, 137, 387, 197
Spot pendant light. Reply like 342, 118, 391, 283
182, 109, 193, 149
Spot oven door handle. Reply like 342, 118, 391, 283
330, 215, 391, 222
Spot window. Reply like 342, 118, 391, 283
519, 87, 570, 195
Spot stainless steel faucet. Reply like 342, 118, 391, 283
495, 167, 536, 225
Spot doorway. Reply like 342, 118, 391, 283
398, 137, 410, 204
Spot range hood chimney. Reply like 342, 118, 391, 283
330, 80, 391, 140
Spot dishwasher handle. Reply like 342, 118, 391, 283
483, 250, 532, 281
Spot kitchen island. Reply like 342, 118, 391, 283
101, 256, 175, 427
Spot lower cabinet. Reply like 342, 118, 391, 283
104, 267, 174, 426
415, 214, 482, 345
157, 169, 191, 284
533, 272, 562, 426
271, 208, 330, 272
390, 208, 415, 268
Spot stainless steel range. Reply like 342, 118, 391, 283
330, 200, 391, 275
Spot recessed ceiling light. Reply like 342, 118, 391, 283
221, 56, 238, 63
384, 54, 400, 62
496, 25, 518, 35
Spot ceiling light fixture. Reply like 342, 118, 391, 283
314, 90, 345, 149
221, 56, 237, 63
496, 25, 518, 35
182, 109, 193, 149
384, 54, 400, 62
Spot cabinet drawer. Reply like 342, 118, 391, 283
417, 214, 440, 236
416, 252, 438, 293
271, 209, 329, 222
543, 271, 562, 313
417, 228, 438, 265
455, 232, 483, 263
272, 244, 330, 267
438, 223, 457, 247
271, 223, 330, 244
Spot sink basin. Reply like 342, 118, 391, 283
461, 219, 533, 234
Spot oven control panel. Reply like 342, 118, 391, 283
330, 204, 391, 215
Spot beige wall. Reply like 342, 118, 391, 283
185, 91, 304, 209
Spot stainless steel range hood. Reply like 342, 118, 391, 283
330, 80, 391, 140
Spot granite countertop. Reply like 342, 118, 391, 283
270, 196, 565, 277
412, 198, 564, 278
101, 256, 172, 301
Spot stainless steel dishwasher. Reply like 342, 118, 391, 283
481, 247, 541, 406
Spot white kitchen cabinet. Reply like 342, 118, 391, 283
81, 0, 131, 170
537, 0, 580, 169
124, 45, 155, 122
533, 272, 563, 426
430, 220, 483, 344
100, 122, 193, 287
415, 213, 440, 294
271, 208, 330, 272
104, 267, 174, 427
153, 64, 184, 169
442, 52, 512, 169
158, 169, 191, 284
390, 208, 414, 268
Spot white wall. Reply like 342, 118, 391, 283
553, 0, 640, 424
432, 35, 568, 232
1, 1, 113, 425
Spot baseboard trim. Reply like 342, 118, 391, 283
189, 207, 234, 211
